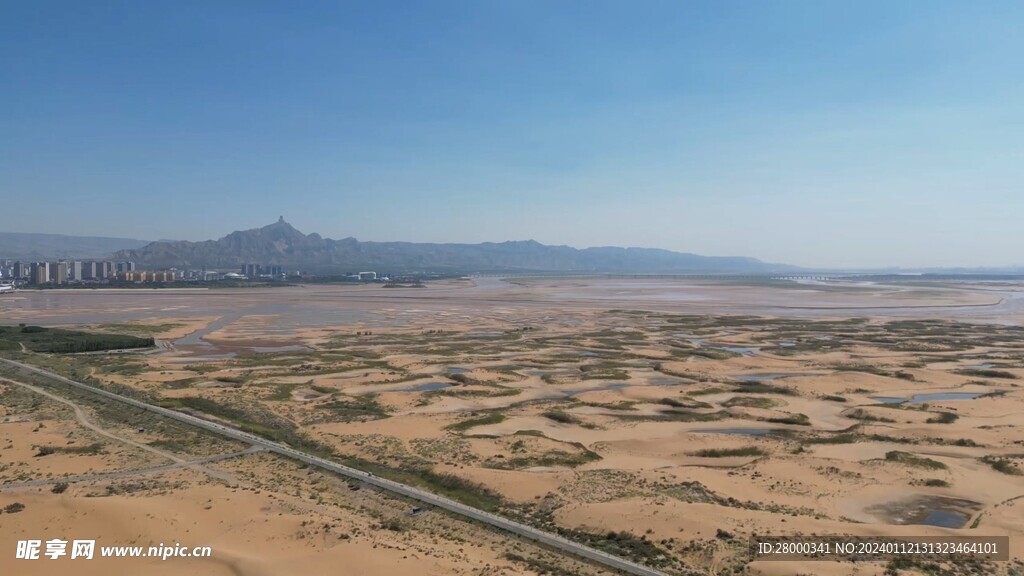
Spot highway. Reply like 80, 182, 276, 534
0, 357, 675, 576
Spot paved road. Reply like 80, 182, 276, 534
0, 446, 264, 490
0, 357, 674, 576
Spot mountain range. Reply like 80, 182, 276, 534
108, 218, 796, 274
0, 232, 150, 260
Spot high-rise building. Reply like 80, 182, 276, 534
100, 261, 114, 279
52, 261, 68, 285
68, 261, 82, 281
30, 262, 49, 285
81, 261, 97, 280
242, 263, 259, 278
13, 261, 27, 279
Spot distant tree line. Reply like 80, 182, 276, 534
0, 325, 154, 353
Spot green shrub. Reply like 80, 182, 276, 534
885, 451, 947, 470
688, 446, 766, 458
445, 413, 505, 432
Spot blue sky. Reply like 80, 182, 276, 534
2, 1, 1022, 268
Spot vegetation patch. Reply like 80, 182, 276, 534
721, 396, 780, 409
314, 395, 389, 422
658, 397, 713, 409
156, 395, 305, 444
578, 361, 632, 380
980, 456, 1022, 476
688, 446, 766, 458
846, 408, 897, 423
638, 408, 730, 422
734, 382, 798, 396
955, 368, 1017, 379
34, 442, 104, 457
540, 410, 574, 424
95, 323, 184, 336
925, 411, 959, 424
764, 413, 811, 426
445, 413, 506, 432
803, 433, 859, 445
665, 480, 822, 518
487, 445, 601, 470
913, 478, 951, 487
884, 451, 947, 470
502, 553, 576, 576
0, 325, 154, 353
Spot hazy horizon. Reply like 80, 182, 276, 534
3, 2, 1023, 269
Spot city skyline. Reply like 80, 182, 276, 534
3, 2, 1023, 269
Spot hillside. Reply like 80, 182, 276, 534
114, 218, 797, 274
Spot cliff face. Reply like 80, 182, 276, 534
115, 218, 795, 273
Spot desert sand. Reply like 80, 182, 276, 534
2, 276, 1024, 575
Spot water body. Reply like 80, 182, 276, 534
685, 337, 759, 356
175, 314, 240, 347
867, 495, 979, 529
567, 383, 630, 397
392, 381, 453, 392
921, 509, 970, 528
447, 367, 469, 375
872, 392, 984, 404
691, 428, 775, 436
7, 291, 377, 332
717, 346, 760, 356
